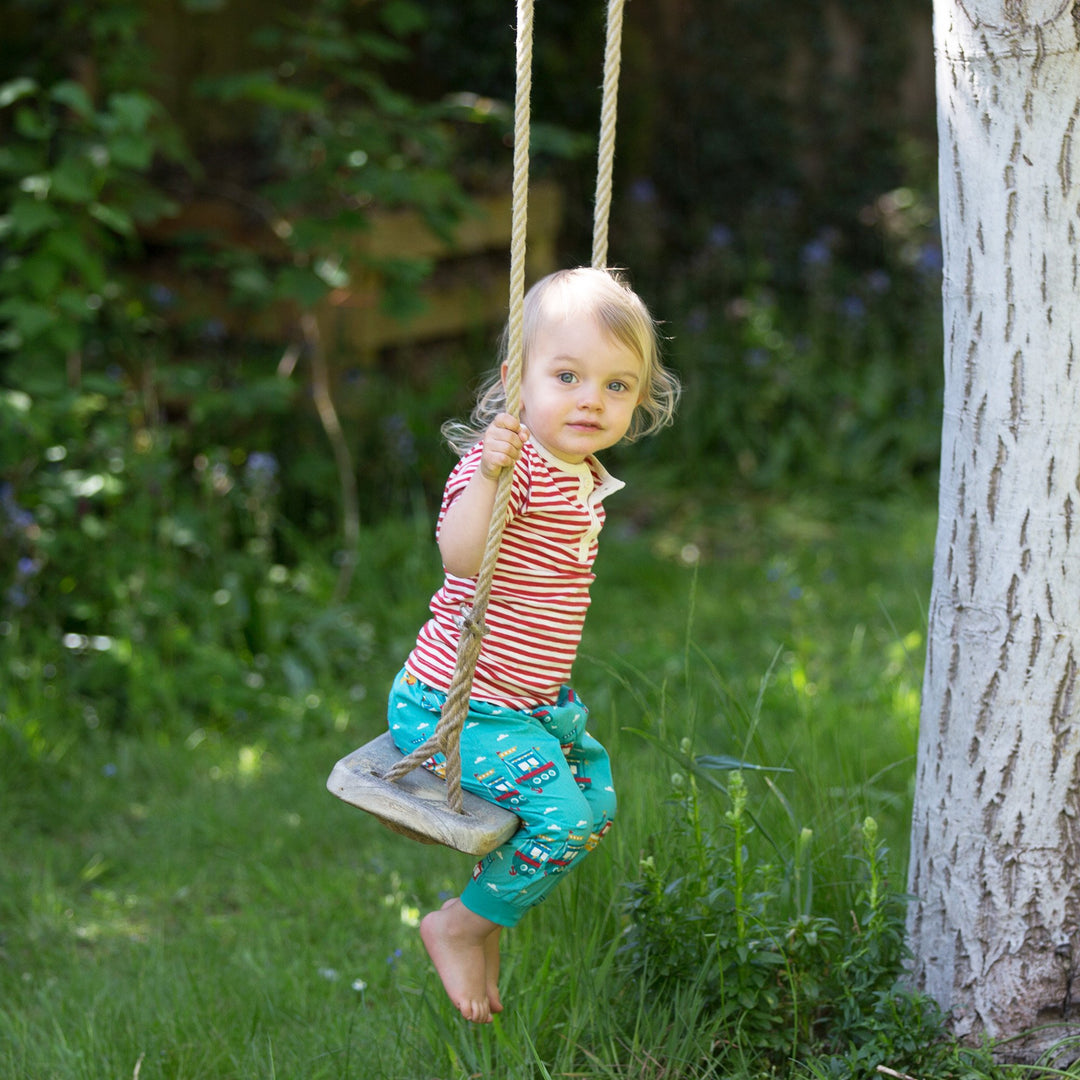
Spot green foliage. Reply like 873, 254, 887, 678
647, 203, 944, 493
191, 0, 481, 321
618, 755, 946, 1072
0, 364, 376, 743
0, 70, 184, 372
0, 484, 1063, 1079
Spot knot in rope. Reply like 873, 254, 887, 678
453, 608, 488, 641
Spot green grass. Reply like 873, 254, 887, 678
2, 485, 1016, 1079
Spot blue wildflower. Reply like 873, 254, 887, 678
200, 318, 227, 343
839, 295, 866, 321
245, 451, 279, 483
707, 224, 734, 249
916, 243, 943, 276
801, 237, 832, 269
0, 483, 34, 531
383, 416, 416, 465
866, 270, 891, 294
686, 307, 708, 334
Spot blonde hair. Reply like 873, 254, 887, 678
442, 267, 680, 455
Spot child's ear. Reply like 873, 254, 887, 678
500, 361, 509, 388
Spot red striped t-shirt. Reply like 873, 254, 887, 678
404, 438, 624, 709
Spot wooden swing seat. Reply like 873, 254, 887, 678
326, 732, 520, 857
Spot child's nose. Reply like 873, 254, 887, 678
577, 382, 602, 408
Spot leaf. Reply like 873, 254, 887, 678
380, 0, 428, 37
50, 156, 98, 203
9, 196, 61, 239
14, 106, 53, 141
229, 263, 274, 302
0, 77, 37, 109
106, 91, 158, 132
43, 226, 107, 281
0, 388, 32, 414
89, 202, 135, 236
17, 250, 63, 299
624, 726, 790, 776
107, 132, 154, 171
281, 653, 313, 697
0, 141, 45, 179
696, 754, 792, 774
274, 265, 329, 308
48, 80, 94, 119
199, 71, 323, 114
0, 297, 57, 339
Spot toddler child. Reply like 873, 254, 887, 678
388, 266, 679, 1022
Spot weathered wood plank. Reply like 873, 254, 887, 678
327, 732, 520, 857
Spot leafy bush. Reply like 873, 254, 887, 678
648, 234, 944, 492
0, 73, 185, 378
0, 366, 375, 749
618, 744, 960, 1075
186, 0, 513, 328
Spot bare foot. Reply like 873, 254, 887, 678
441, 898, 503, 1013
422, 901, 499, 1023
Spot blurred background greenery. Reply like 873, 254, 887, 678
0, 0, 942, 693
0, 2, 971, 1077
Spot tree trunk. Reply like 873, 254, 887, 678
906, 0, 1080, 1057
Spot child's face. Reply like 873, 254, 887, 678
502, 312, 643, 464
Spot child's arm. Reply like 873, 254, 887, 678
439, 413, 527, 578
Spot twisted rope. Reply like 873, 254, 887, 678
382, 0, 533, 812
383, 0, 624, 821
592, 0, 626, 270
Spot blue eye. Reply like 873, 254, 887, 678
558, 372, 577, 384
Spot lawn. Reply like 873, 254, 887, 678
1, 486, 949, 1079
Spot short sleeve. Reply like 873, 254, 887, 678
434, 441, 531, 541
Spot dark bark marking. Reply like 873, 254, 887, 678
1002, 574, 1021, 668
965, 336, 979, 400
966, 246, 975, 313
968, 512, 980, 594
1059, 111, 1075, 198
1027, 613, 1043, 677
976, 671, 1000, 735
989, 437, 1007, 522
1010, 349, 1024, 436
1021, 509, 1032, 573
1051, 647, 1078, 775
1001, 728, 1021, 790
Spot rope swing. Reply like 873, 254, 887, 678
327, 0, 627, 856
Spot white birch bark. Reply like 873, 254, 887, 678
906, 0, 1080, 1052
